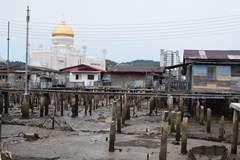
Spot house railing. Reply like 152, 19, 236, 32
170, 80, 190, 92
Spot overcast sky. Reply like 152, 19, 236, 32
0, 0, 240, 63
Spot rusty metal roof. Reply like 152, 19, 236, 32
108, 65, 164, 73
184, 50, 240, 60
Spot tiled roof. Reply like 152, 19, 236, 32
108, 65, 164, 73
184, 50, 240, 60
59, 64, 106, 72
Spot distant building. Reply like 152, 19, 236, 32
29, 21, 106, 70
59, 64, 106, 87
165, 49, 240, 93
160, 49, 180, 67
107, 65, 164, 89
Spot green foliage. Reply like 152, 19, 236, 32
9, 61, 25, 69
8, 60, 160, 70
121, 59, 160, 67
106, 59, 117, 70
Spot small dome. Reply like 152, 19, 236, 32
52, 22, 74, 37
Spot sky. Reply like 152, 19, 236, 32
0, 0, 240, 63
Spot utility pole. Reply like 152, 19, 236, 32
25, 6, 30, 95
7, 21, 10, 83
22, 6, 30, 119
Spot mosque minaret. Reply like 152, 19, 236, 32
29, 21, 106, 70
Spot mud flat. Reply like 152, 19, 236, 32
1, 103, 239, 160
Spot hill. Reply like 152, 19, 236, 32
106, 59, 159, 70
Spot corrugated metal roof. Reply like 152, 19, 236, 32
184, 50, 240, 60
108, 65, 164, 73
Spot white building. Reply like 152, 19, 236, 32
59, 64, 105, 87
29, 21, 106, 70
160, 49, 180, 67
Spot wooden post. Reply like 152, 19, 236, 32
60, 94, 64, 116
199, 105, 204, 125
40, 96, 45, 117
109, 120, 116, 152
89, 96, 92, 116
120, 95, 123, 115
109, 101, 117, 152
0, 93, 3, 114
179, 97, 183, 121
218, 116, 224, 141
44, 94, 49, 116
181, 117, 188, 154
64, 95, 68, 110
112, 101, 117, 122
71, 96, 76, 118
22, 94, 29, 119
149, 97, 155, 116
52, 106, 55, 129
116, 101, 121, 133
206, 108, 211, 133
159, 111, 169, 160
167, 95, 173, 129
126, 97, 130, 120
75, 94, 79, 116
231, 110, 239, 154
0, 116, 1, 153
170, 111, 175, 132
3, 92, 9, 114
175, 111, 181, 141
195, 101, 200, 122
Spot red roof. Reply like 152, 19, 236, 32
108, 65, 164, 73
184, 50, 240, 60
59, 64, 106, 72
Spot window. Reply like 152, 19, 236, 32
17, 76, 22, 80
88, 75, 94, 80
76, 74, 79, 80
207, 66, 216, 80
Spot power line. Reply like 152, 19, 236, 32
1, 13, 240, 26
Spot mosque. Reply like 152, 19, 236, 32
29, 21, 106, 70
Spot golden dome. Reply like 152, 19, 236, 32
52, 22, 74, 37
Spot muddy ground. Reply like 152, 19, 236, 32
1, 100, 240, 160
